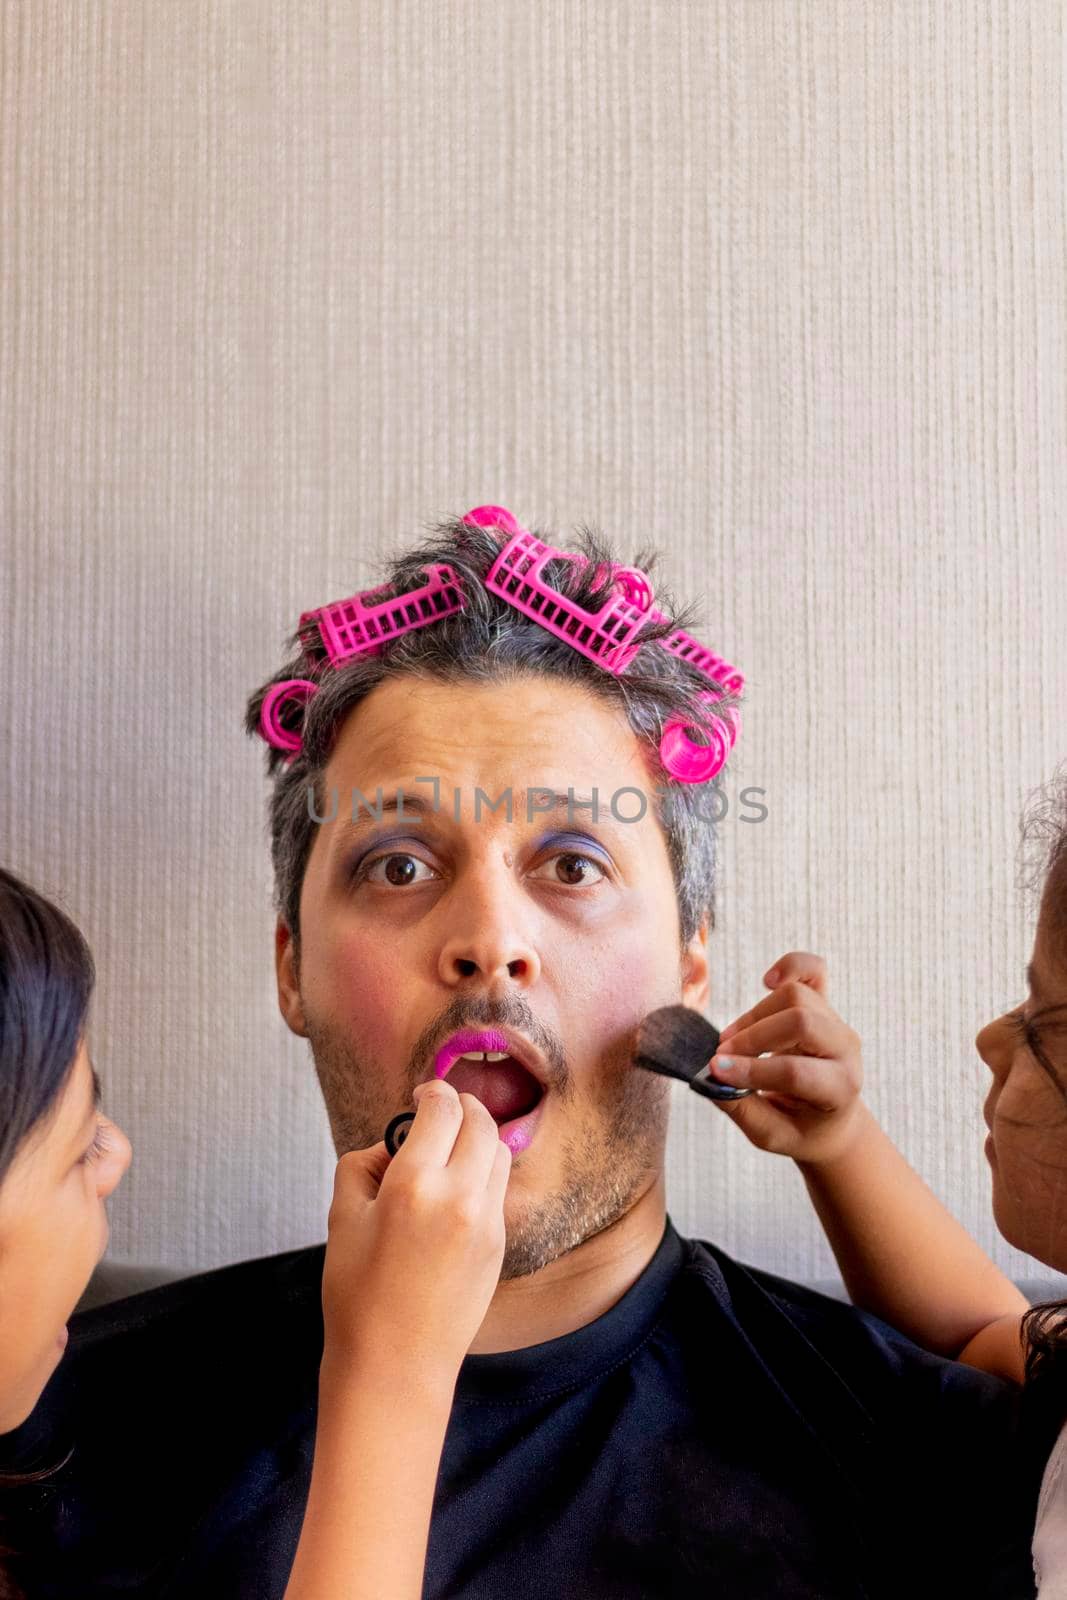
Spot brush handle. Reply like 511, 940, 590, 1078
688, 1064, 754, 1102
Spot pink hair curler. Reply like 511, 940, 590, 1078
260, 678, 319, 755
649, 605, 744, 781
609, 566, 655, 611
659, 692, 741, 784
301, 564, 467, 667
466, 507, 745, 773
462, 507, 648, 608
484, 528, 656, 675
255, 502, 747, 784
461, 505, 525, 538
647, 607, 745, 696
569, 554, 654, 610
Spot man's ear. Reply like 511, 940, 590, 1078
275, 920, 308, 1037
681, 917, 710, 1010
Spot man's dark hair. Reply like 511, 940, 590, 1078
245, 513, 742, 954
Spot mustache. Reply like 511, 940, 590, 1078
408, 995, 569, 1095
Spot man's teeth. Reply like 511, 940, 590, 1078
456, 1050, 509, 1061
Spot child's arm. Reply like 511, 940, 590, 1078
284, 1357, 456, 1600
283, 1079, 511, 1600
796, 1103, 1027, 1381
709, 952, 1028, 1382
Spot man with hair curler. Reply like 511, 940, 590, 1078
10, 507, 1042, 1598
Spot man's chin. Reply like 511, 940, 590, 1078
498, 1171, 650, 1282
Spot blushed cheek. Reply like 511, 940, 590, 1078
564, 937, 679, 1066
322, 931, 420, 1079
348, 955, 401, 1026
312, 927, 399, 1020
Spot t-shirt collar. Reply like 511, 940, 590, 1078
453, 1215, 685, 1404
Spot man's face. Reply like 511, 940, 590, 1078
277, 674, 709, 1279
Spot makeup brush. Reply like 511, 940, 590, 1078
633, 1005, 754, 1102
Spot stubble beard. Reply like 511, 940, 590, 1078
304, 1020, 670, 1281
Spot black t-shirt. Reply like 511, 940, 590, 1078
2, 1219, 1045, 1598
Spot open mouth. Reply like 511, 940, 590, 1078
433, 1030, 547, 1153
444, 1054, 544, 1122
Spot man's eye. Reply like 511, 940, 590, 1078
532, 852, 607, 887
362, 852, 437, 887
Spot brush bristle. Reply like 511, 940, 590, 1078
633, 1005, 720, 1083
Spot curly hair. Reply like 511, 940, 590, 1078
1015, 765, 1067, 1422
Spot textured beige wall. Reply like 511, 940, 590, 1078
2, 2, 1066, 1289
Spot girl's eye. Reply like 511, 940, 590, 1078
358, 850, 607, 889
81, 1121, 112, 1167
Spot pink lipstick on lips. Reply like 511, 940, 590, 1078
494, 1100, 543, 1155
383, 1029, 547, 1157
433, 1029, 510, 1079
434, 1029, 545, 1155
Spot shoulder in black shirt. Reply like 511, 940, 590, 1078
2, 1219, 1044, 1599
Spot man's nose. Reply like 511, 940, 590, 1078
440, 931, 541, 986
436, 864, 541, 988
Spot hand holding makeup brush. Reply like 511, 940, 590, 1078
707, 951, 870, 1166
709, 953, 1031, 1379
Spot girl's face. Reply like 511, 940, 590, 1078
977, 881, 1067, 1272
0, 1039, 130, 1432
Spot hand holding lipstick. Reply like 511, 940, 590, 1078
320, 1079, 511, 1378
284, 1082, 510, 1600
707, 951, 869, 1167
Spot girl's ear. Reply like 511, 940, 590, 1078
275, 921, 308, 1037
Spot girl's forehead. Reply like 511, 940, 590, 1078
48, 1047, 96, 1148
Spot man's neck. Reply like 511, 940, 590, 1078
466, 1177, 667, 1354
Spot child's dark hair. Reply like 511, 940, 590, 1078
0, 868, 95, 1184
0, 868, 94, 1598
1015, 767, 1067, 1421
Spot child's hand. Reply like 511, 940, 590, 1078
320, 1079, 511, 1382
709, 951, 868, 1166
